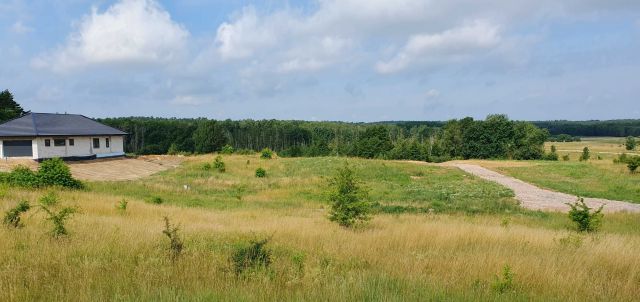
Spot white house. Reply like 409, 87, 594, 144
0, 113, 127, 161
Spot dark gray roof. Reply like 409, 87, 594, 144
0, 113, 127, 137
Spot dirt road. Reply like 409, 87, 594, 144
445, 163, 640, 213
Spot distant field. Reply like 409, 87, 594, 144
470, 137, 640, 203
2, 154, 640, 301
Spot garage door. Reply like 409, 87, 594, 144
3, 140, 33, 157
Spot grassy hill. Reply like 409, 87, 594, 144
1, 155, 639, 301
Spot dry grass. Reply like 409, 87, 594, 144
0, 190, 638, 300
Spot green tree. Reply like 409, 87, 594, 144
355, 125, 393, 158
579, 147, 590, 161
625, 136, 637, 151
192, 120, 227, 154
0, 89, 27, 123
328, 163, 371, 227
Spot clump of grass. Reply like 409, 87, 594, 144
231, 237, 272, 275
566, 198, 603, 233
149, 196, 164, 204
162, 216, 183, 262
116, 199, 128, 212
38, 193, 79, 237
492, 265, 515, 294
214, 156, 226, 172
255, 168, 266, 178
3, 200, 31, 228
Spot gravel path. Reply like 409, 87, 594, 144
447, 163, 640, 213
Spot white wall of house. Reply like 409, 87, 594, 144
35, 135, 125, 159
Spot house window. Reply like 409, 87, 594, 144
54, 139, 66, 147
44, 139, 51, 147
106, 138, 110, 148
93, 138, 100, 149
69, 139, 74, 146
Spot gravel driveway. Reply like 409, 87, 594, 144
447, 163, 640, 213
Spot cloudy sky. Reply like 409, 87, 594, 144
1, 0, 639, 121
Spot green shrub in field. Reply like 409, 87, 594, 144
613, 153, 629, 164
167, 143, 179, 155
327, 163, 371, 227
627, 156, 640, 173
231, 238, 272, 275
203, 163, 212, 170
625, 136, 637, 151
162, 216, 183, 262
213, 156, 226, 172
544, 145, 559, 161
8, 165, 40, 187
38, 193, 79, 237
260, 148, 273, 159
566, 198, 603, 233
38, 158, 84, 189
220, 144, 234, 154
492, 265, 515, 294
3, 200, 30, 228
116, 199, 128, 212
149, 196, 164, 204
579, 147, 590, 161
562, 154, 570, 161
255, 167, 266, 178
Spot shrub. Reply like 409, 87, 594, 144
213, 156, 226, 172
579, 147, 590, 161
562, 154, 570, 161
220, 144, 235, 154
255, 167, 266, 178
260, 148, 273, 159
116, 199, 128, 211
625, 136, 637, 151
37, 158, 83, 189
492, 265, 515, 294
167, 143, 179, 155
8, 165, 40, 187
3, 200, 30, 228
566, 198, 603, 233
149, 196, 164, 204
328, 163, 371, 227
202, 163, 212, 170
231, 238, 272, 275
627, 156, 640, 173
162, 217, 183, 262
613, 153, 629, 164
544, 145, 558, 161
38, 193, 79, 237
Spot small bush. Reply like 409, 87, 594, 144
116, 199, 128, 211
492, 265, 515, 294
627, 156, 640, 173
579, 147, 590, 161
625, 136, 637, 151
231, 238, 272, 275
562, 154, 570, 161
8, 166, 39, 187
202, 163, 212, 170
220, 144, 235, 154
613, 153, 629, 164
38, 158, 84, 189
328, 163, 371, 227
149, 196, 164, 204
544, 145, 558, 161
214, 156, 226, 172
38, 193, 79, 237
255, 167, 266, 178
566, 198, 603, 233
260, 148, 273, 159
167, 143, 179, 155
162, 216, 183, 262
3, 200, 30, 228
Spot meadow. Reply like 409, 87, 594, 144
1, 154, 640, 301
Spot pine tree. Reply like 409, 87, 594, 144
0, 90, 27, 123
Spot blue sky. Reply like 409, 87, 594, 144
1, 0, 639, 121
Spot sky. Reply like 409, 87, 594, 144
1, 0, 639, 122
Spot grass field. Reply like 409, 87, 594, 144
468, 137, 640, 202
1, 154, 640, 301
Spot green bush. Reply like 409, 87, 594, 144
328, 163, 371, 227
566, 198, 603, 232
627, 156, 640, 173
255, 168, 266, 178
562, 154, 570, 161
116, 199, 128, 211
167, 143, 179, 155
543, 145, 558, 161
492, 265, 515, 294
8, 165, 40, 187
260, 148, 273, 159
38, 158, 84, 189
220, 144, 235, 154
213, 156, 226, 172
149, 196, 164, 204
3, 200, 30, 228
202, 163, 212, 170
579, 147, 590, 161
162, 216, 183, 262
38, 193, 79, 237
231, 238, 272, 275
613, 153, 629, 164
625, 136, 637, 151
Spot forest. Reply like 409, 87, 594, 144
100, 115, 549, 161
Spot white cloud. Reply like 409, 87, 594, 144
33, 0, 189, 72
425, 89, 440, 99
376, 21, 502, 74
11, 21, 33, 34
169, 95, 210, 106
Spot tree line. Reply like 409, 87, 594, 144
100, 114, 549, 161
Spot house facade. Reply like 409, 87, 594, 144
0, 113, 126, 161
